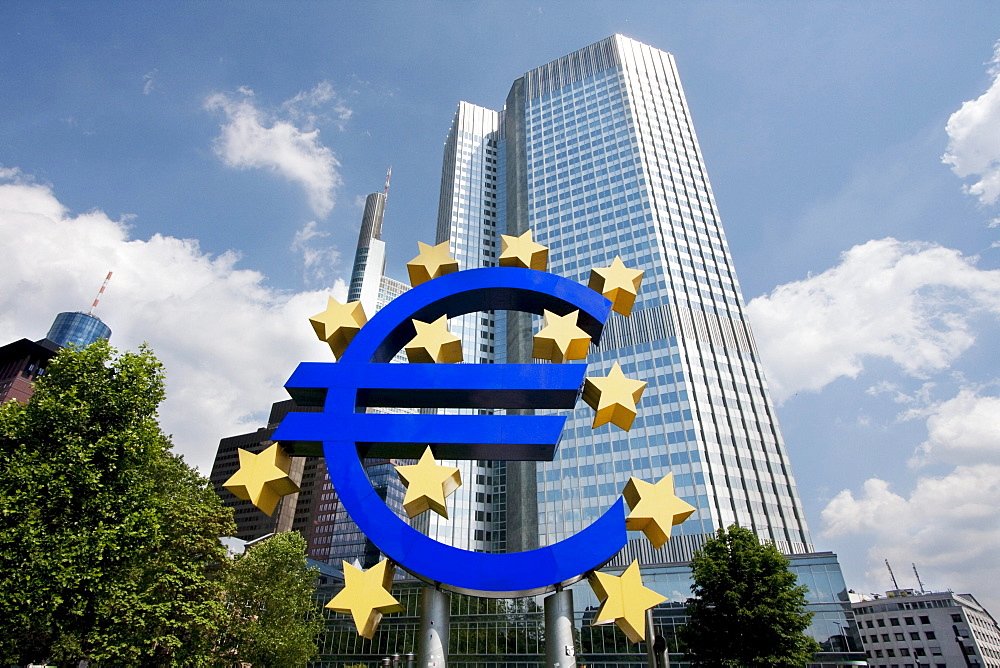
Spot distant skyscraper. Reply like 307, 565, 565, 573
47, 272, 114, 349
320, 175, 413, 566
347, 169, 408, 318
212, 177, 412, 568
347, 191, 388, 315
46, 312, 111, 349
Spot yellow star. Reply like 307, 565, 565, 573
326, 560, 404, 639
406, 241, 459, 287
404, 315, 463, 363
589, 256, 644, 316
589, 560, 667, 643
532, 310, 591, 363
309, 296, 367, 358
622, 474, 696, 549
499, 230, 548, 270
223, 444, 300, 516
395, 447, 462, 518
582, 362, 648, 431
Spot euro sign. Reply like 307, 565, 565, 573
273, 266, 629, 597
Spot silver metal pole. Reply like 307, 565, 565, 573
646, 608, 657, 668
418, 586, 450, 667
544, 587, 576, 668
645, 608, 669, 668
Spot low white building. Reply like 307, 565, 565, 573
852, 589, 1000, 668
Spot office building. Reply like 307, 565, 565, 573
0, 308, 111, 405
0, 337, 60, 404
209, 399, 324, 542
853, 589, 1000, 668
419, 34, 865, 665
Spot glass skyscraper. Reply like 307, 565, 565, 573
311, 35, 865, 666
46, 311, 111, 349
439, 34, 811, 560
315, 184, 414, 568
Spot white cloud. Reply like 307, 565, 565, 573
907, 389, 1000, 466
943, 41, 1000, 205
821, 464, 1000, 602
746, 238, 1000, 402
824, 466, 1000, 601
205, 85, 344, 217
0, 165, 24, 181
0, 174, 347, 473
290, 220, 341, 285
142, 69, 157, 95
822, 381, 1000, 609
281, 81, 353, 131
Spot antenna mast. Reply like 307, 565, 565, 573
384, 166, 392, 199
913, 563, 926, 594
88, 271, 113, 315
886, 559, 900, 590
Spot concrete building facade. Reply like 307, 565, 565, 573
854, 590, 1000, 668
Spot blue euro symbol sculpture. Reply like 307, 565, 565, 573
273, 266, 628, 597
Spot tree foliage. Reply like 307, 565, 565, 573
0, 341, 236, 665
0, 341, 326, 665
216, 531, 325, 667
680, 525, 821, 667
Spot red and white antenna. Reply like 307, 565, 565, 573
88, 271, 113, 315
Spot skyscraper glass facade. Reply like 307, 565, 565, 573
310, 189, 416, 568
45, 311, 111, 348
445, 35, 812, 560
309, 35, 865, 666
432, 102, 507, 553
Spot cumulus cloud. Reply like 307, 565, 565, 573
821, 464, 1000, 598
942, 41, 1000, 205
822, 381, 1000, 609
747, 238, 1000, 402
907, 389, 1000, 466
205, 84, 345, 217
0, 173, 347, 473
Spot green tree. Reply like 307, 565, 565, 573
89, 452, 237, 665
0, 341, 236, 665
680, 525, 821, 667
216, 531, 325, 667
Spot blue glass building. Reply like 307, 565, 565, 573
46, 311, 111, 348
427, 34, 866, 665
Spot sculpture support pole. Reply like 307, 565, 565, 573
645, 608, 668, 668
544, 587, 576, 668
418, 586, 450, 667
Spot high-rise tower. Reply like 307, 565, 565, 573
440, 35, 812, 561
310, 36, 864, 666
212, 177, 411, 568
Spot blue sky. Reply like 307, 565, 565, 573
2, 2, 999, 611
